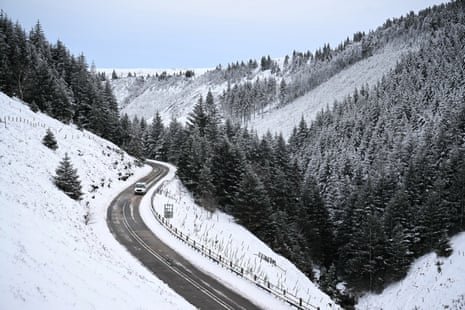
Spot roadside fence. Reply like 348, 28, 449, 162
150, 186, 325, 310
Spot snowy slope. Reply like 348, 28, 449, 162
110, 67, 278, 125
0, 92, 193, 310
139, 162, 339, 310
109, 42, 415, 138
357, 232, 465, 310
247, 42, 416, 138
113, 74, 226, 124
107, 72, 220, 125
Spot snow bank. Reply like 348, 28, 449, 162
140, 161, 339, 310
0, 92, 193, 309
357, 232, 465, 310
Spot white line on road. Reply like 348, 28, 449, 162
121, 193, 241, 310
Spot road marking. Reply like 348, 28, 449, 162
121, 204, 238, 310
130, 201, 135, 222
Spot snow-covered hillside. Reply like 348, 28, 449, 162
109, 72, 225, 124
140, 162, 339, 310
109, 41, 415, 139
247, 42, 416, 138
357, 232, 465, 310
0, 92, 193, 309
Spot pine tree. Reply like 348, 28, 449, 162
197, 161, 216, 211
165, 117, 185, 164
10, 22, 31, 99
435, 230, 453, 257
384, 188, 414, 281
29, 20, 50, 60
320, 263, 338, 298
176, 128, 205, 192
111, 69, 118, 79
54, 153, 82, 200
205, 90, 220, 142
385, 223, 411, 281
187, 95, 207, 136
42, 128, 58, 150
270, 133, 294, 211
144, 111, 165, 159
233, 165, 272, 239
119, 114, 132, 150
279, 79, 287, 106
102, 80, 121, 143
300, 177, 335, 267
211, 138, 245, 212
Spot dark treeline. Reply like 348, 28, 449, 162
0, 11, 120, 144
111, 69, 196, 80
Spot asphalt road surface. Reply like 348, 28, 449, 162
107, 162, 262, 310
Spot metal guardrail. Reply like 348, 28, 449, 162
150, 184, 323, 310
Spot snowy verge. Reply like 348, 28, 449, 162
357, 232, 465, 310
140, 160, 339, 310
0, 92, 193, 310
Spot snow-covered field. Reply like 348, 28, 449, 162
139, 161, 339, 310
0, 92, 193, 309
248, 42, 417, 138
357, 232, 465, 310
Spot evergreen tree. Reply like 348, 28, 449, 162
300, 177, 335, 267
102, 80, 121, 143
435, 230, 453, 257
119, 113, 132, 150
165, 117, 185, 164
205, 90, 220, 142
126, 116, 144, 159
176, 128, 207, 193
42, 128, 58, 150
54, 153, 82, 200
197, 160, 216, 211
176, 129, 196, 188
211, 138, 245, 212
233, 165, 272, 240
383, 188, 414, 281
279, 79, 287, 106
320, 264, 338, 299
111, 69, 118, 79
144, 111, 165, 159
29, 20, 50, 61
187, 96, 207, 136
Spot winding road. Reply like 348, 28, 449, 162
107, 162, 261, 310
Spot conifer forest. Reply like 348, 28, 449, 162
1, 1, 464, 305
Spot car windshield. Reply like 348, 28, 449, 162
135, 183, 146, 188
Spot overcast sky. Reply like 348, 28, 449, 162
2, 0, 447, 69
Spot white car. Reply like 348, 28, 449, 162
134, 182, 147, 195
